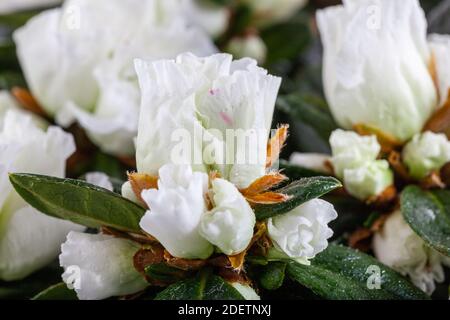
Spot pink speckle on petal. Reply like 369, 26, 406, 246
209, 88, 219, 96
219, 112, 233, 125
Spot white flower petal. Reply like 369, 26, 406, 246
85, 172, 113, 191
402, 131, 450, 180
140, 164, 213, 259
317, 0, 437, 141
373, 210, 447, 294
60, 231, 148, 300
429, 34, 450, 106
199, 178, 255, 255
268, 199, 337, 261
289, 152, 332, 174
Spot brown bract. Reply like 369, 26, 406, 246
424, 89, 450, 135
353, 123, 403, 153
266, 124, 289, 168
127, 172, 158, 206
11, 87, 48, 118
240, 172, 290, 205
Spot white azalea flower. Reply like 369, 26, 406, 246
373, 210, 450, 294
402, 131, 450, 180
14, 0, 216, 156
199, 178, 255, 256
329, 129, 380, 179
226, 34, 267, 64
0, 110, 83, 281
135, 53, 281, 188
289, 152, 332, 174
317, 0, 438, 142
0, 0, 60, 13
267, 199, 337, 262
85, 172, 113, 191
429, 34, 450, 106
230, 282, 260, 300
343, 160, 393, 201
242, 0, 308, 26
140, 164, 214, 259
60, 231, 148, 300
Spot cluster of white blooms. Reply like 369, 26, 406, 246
373, 211, 450, 295
0, 108, 83, 281
13, 0, 219, 156
316, 0, 450, 294
329, 129, 393, 201
58, 53, 337, 300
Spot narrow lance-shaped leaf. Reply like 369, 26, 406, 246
286, 244, 429, 300
9, 173, 145, 233
155, 269, 244, 300
253, 176, 342, 220
32, 283, 78, 300
401, 186, 450, 257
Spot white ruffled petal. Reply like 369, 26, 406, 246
267, 199, 337, 261
199, 178, 255, 256
60, 231, 148, 300
140, 164, 213, 259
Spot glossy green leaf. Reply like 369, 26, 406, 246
286, 244, 429, 300
253, 176, 342, 220
32, 283, 77, 300
9, 173, 145, 233
154, 269, 244, 300
401, 186, 450, 257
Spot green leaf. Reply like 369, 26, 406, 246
253, 176, 342, 220
259, 262, 286, 290
280, 159, 330, 179
277, 94, 338, 143
261, 14, 311, 65
145, 263, 187, 283
9, 173, 145, 233
401, 186, 450, 257
286, 244, 429, 300
154, 269, 244, 300
32, 283, 78, 300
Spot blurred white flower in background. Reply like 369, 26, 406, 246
428, 34, 450, 106
242, 0, 308, 26
0, 110, 83, 281
317, 0, 438, 142
0, 0, 61, 13
402, 131, 450, 180
226, 34, 267, 64
60, 231, 148, 300
134, 53, 281, 189
373, 210, 450, 295
13, 0, 217, 156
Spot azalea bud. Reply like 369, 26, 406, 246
373, 210, 449, 294
317, 0, 438, 142
226, 35, 267, 64
230, 282, 260, 300
343, 160, 393, 201
402, 131, 450, 180
199, 178, 255, 256
242, 0, 308, 26
14, 0, 216, 156
60, 231, 148, 300
134, 53, 281, 188
140, 164, 214, 259
289, 152, 332, 174
329, 129, 380, 179
0, 111, 83, 281
267, 199, 337, 261
429, 34, 450, 106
